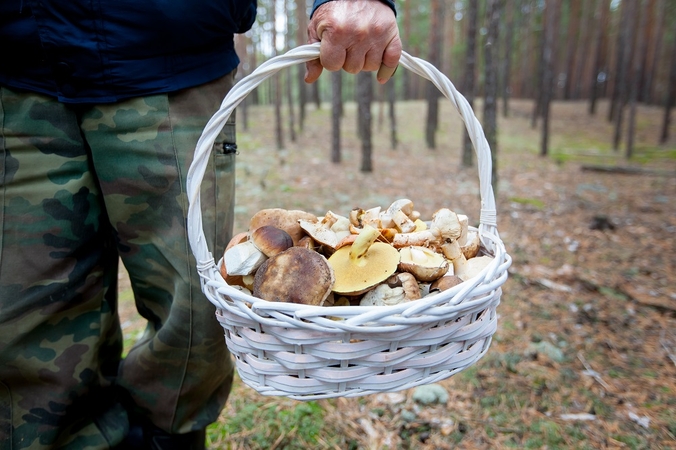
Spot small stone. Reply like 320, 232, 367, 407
412, 384, 449, 405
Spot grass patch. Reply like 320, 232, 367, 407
508, 197, 546, 209
208, 399, 331, 450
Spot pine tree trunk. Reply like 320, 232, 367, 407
501, 0, 515, 117
357, 72, 373, 172
571, 0, 593, 98
285, 0, 296, 143
540, 0, 560, 157
271, 16, 284, 151
612, 0, 637, 151
296, 0, 308, 131
609, 0, 632, 124
563, 0, 582, 99
462, 0, 478, 167
234, 34, 249, 130
589, 0, 610, 115
626, 0, 647, 159
661, 33, 676, 144
402, 0, 412, 100
643, 0, 665, 104
484, 0, 501, 194
425, 0, 444, 150
331, 71, 342, 163
531, 2, 547, 129
387, 78, 398, 150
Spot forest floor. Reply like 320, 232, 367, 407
119, 96, 676, 449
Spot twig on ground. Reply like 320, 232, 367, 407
577, 351, 611, 391
660, 330, 676, 367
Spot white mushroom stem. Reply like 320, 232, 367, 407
392, 227, 441, 248
441, 240, 492, 281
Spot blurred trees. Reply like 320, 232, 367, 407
234, 0, 676, 168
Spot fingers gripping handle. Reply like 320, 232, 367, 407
186, 43, 498, 266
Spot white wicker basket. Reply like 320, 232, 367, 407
186, 44, 511, 400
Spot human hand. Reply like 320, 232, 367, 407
305, 0, 401, 84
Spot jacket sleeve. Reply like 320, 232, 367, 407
310, 0, 396, 18
237, 0, 258, 33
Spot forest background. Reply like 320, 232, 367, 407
119, 0, 676, 448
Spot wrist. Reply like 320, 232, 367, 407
310, 0, 396, 18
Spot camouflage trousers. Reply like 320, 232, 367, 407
0, 72, 237, 449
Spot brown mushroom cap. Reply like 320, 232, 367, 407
250, 225, 293, 257
429, 275, 464, 293
249, 208, 317, 245
252, 246, 335, 305
327, 226, 400, 295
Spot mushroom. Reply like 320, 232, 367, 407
392, 228, 442, 248
299, 211, 352, 251
349, 206, 382, 228
441, 239, 493, 281
359, 272, 422, 306
249, 208, 317, 245
398, 245, 449, 282
379, 199, 417, 232
223, 240, 267, 276
431, 208, 463, 242
250, 225, 293, 257
327, 225, 400, 295
429, 275, 464, 294
461, 227, 481, 259
359, 283, 407, 306
457, 214, 470, 246
388, 272, 422, 300
252, 246, 335, 305
219, 231, 251, 286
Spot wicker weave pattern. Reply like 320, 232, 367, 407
186, 44, 512, 399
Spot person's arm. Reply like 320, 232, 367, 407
305, 0, 401, 84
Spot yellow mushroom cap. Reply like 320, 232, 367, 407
327, 225, 400, 295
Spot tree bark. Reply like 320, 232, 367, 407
532, 1, 549, 129
425, 0, 445, 150
612, 0, 637, 151
501, 0, 515, 117
402, 0, 412, 100
271, 10, 284, 151
296, 0, 308, 131
331, 70, 342, 163
571, 0, 593, 98
589, 0, 610, 115
661, 33, 676, 144
387, 78, 398, 150
462, 0, 479, 167
642, 0, 665, 104
540, 0, 560, 157
484, 0, 501, 194
357, 72, 373, 172
234, 34, 250, 130
626, 0, 647, 159
285, 0, 296, 143
609, 0, 632, 124
563, 0, 582, 100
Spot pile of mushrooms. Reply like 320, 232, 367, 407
219, 199, 493, 307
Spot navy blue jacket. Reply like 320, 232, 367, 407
0, 0, 257, 103
0, 0, 394, 104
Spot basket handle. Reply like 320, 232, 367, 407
186, 43, 498, 269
